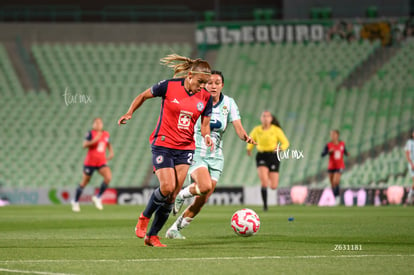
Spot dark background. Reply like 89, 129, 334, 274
0, 0, 411, 22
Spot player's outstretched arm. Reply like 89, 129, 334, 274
201, 116, 213, 150
118, 89, 154, 125
321, 144, 329, 157
344, 146, 350, 157
83, 131, 102, 148
107, 143, 114, 161
406, 150, 414, 170
232, 119, 256, 145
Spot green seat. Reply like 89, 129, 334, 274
204, 10, 215, 22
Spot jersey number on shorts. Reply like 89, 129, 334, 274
97, 142, 105, 153
187, 153, 193, 164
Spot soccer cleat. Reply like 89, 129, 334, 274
144, 235, 167, 247
173, 194, 185, 216
165, 229, 186, 240
135, 213, 150, 238
92, 196, 103, 210
71, 200, 80, 212
335, 197, 341, 206
407, 193, 413, 205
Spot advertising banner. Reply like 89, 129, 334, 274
0, 187, 117, 205
116, 187, 244, 206
0, 188, 49, 205
0, 186, 410, 206
196, 19, 409, 48
278, 186, 411, 206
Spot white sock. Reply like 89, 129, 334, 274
169, 219, 179, 231
177, 216, 193, 231
180, 185, 194, 199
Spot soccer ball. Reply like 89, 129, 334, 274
231, 208, 260, 237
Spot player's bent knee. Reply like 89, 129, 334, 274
160, 184, 175, 196
198, 182, 213, 195
199, 186, 211, 195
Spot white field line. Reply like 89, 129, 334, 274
0, 267, 76, 275
0, 254, 413, 264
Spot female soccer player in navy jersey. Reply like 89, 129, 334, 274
71, 117, 114, 212
118, 54, 213, 247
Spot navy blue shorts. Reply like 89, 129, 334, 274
83, 164, 107, 176
328, 168, 343, 174
151, 145, 194, 170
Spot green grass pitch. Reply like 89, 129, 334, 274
0, 205, 413, 274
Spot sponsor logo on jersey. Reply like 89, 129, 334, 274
156, 155, 164, 164
197, 102, 204, 111
178, 110, 193, 129
171, 98, 180, 104
222, 105, 229, 115
210, 118, 222, 130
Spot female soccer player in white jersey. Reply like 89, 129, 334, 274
405, 129, 414, 204
166, 70, 255, 239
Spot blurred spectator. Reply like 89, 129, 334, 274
403, 18, 414, 39
327, 21, 356, 42
390, 19, 404, 45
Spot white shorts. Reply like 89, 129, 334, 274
409, 164, 414, 177
188, 152, 224, 183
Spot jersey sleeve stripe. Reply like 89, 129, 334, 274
151, 98, 166, 146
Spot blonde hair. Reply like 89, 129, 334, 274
160, 54, 211, 78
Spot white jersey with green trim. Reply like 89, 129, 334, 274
194, 93, 240, 158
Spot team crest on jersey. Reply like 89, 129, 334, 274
222, 105, 229, 115
178, 110, 193, 129
156, 155, 164, 164
197, 102, 204, 111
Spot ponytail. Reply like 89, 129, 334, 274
271, 115, 282, 129
160, 54, 211, 78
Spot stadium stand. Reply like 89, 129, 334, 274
215, 40, 382, 187
214, 39, 413, 188
0, 42, 191, 188
0, 44, 25, 97
319, 146, 410, 188
0, 37, 413, 189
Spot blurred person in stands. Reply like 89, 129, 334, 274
404, 18, 414, 39
404, 129, 414, 204
327, 21, 355, 42
118, 54, 213, 247
247, 111, 289, 211
71, 117, 113, 212
321, 130, 349, 205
